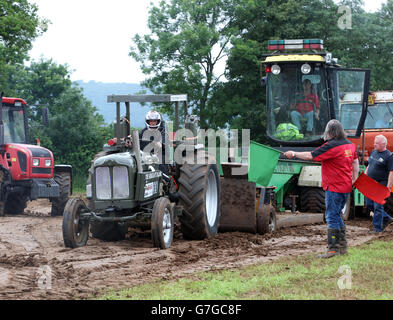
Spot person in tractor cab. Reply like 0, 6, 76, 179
139, 110, 170, 177
283, 120, 359, 259
290, 79, 320, 135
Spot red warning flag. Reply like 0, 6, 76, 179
353, 172, 391, 205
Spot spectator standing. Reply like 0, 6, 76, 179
284, 120, 359, 258
365, 135, 393, 233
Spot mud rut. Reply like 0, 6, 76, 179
0, 199, 380, 300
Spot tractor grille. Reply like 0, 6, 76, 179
95, 166, 129, 200
32, 168, 51, 174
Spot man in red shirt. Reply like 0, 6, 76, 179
290, 79, 320, 134
284, 120, 359, 258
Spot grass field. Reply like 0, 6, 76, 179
98, 238, 393, 300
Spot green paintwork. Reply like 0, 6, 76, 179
248, 141, 281, 187
91, 151, 162, 210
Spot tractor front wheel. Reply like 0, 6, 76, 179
151, 197, 174, 249
257, 204, 277, 235
62, 198, 89, 248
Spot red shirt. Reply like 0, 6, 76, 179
311, 139, 357, 193
295, 92, 320, 115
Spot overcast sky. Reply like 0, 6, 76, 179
28, 0, 386, 84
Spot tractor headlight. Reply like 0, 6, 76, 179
271, 64, 281, 75
45, 159, 52, 167
32, 159, 39, 166
301, 63, 311, 74
113, 166, 129, 199
95, 167, 111, 200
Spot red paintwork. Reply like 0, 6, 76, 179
1, 143, 54, 181
1, 97, 54, 181
349, 129, 393, 163
1, 97, 27, 105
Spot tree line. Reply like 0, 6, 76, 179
1, 0, 111, 186
131, 0, 393, 143
1, 0, 393, 185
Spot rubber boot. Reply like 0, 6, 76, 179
317, 228, 340, 258
338, 226, 347, 255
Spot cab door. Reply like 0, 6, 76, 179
327, 68, 371, 138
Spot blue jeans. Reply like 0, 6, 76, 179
366, 198, 392, 232
290, 110, 314, 132
325, 190, 350, 230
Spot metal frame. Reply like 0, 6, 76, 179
107, 94, 188, 133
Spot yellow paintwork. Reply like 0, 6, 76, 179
263, 54, 325, 63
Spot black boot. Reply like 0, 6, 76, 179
338, 226, 347, 255
317, 228, 340, 258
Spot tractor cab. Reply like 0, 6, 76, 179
262, 39, 370, 146
343, 91, 393, 161
0, 97, 29, 145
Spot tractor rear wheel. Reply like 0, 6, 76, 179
300, 187, 325, 213
4, 193, 27, 215
178, 153, 221, 240
51, 171, 71, 216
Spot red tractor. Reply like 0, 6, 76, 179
0, 95, 72, 216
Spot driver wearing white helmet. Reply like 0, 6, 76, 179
139, 110, 169, 176
144, 110, 161, 130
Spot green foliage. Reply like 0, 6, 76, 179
0, 0, 48, 91
44, 85, 110, 176
132, 0, 393, 143
130, 0, 243, 128
210, 0, 393, 143
8, 59, 112, 184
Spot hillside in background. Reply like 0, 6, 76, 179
75, 80, 151, 128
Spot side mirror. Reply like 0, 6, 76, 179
260, 76, 267, 86
42, 107, 49, 126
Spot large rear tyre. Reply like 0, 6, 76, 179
257, 204, 277, 235
151, 197, 174, 249
62, 198, 89, 248
90, 221, 129, 241
300, 187, 325, 213
178, 153, 221, 240
4, 193, 27, 215
51, 171, 71, 216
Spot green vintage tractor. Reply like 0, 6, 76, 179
62, 94, 221, 249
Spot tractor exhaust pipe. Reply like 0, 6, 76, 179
131, 130, 143, 173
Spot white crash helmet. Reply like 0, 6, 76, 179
145, 110, 161, 129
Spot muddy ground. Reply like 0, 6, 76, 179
0, 199, 388, 300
